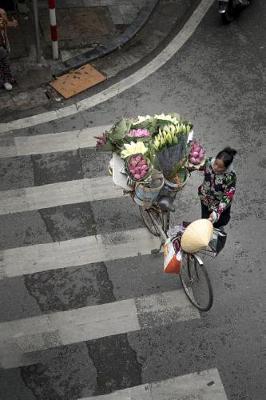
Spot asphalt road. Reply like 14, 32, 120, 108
0, 1, 265, 399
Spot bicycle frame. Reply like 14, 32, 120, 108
190, 252, 204, 266
148, 209, 168, 243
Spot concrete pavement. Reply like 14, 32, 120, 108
0, 0, 201, 123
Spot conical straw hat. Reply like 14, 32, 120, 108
181, 219, 213, 253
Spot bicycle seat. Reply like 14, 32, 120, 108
158, 196, 175, 212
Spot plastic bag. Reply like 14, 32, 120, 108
209, 229, 227, 255
163, 238, 182, 274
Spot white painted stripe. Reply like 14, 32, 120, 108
0, 125, 112, 158
0, 145, 17, 158
0, 228, 159, 278
0, 176, 123, 215
79, 369, 228, 400
0, 290, 199, 368
52, 40, 59, 59
49, 8, 57, 26
0, 0, 214, 134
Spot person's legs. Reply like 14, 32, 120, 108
201, 202, 231, 229
201, 202, 210, 219
0, 46, 14, 88
214, 206, 231, 229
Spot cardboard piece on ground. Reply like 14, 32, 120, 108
50, 64, 106, 99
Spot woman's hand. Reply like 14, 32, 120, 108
208, 211, 217, 224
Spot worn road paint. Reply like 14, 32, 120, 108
79, 368, 228, 400
0, 228, 160, 278
0, 176, 124, 215
0, 290, 199, 368
0, 125, 112, 158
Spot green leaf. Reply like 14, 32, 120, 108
109, 118, 132, 143
133, 118, 158, 134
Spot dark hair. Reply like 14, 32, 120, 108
216, 147, 237, 168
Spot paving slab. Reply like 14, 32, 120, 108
39, 7, 116, 50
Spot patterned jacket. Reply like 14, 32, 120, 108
198, 157, 236, 222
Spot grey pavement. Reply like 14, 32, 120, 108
0, 0, 200, 121
1, 0, 151, 115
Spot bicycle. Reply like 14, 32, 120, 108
109, 154, 226, 312
140, 196, 226, 312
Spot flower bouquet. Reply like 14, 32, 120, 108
120, 141, 152, 183
187, 140, 206, 169
126, 154, 151, 183
95, 113, 194, 190
152, 120, 192, 186
95, 118, 152, 153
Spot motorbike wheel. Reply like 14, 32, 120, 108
221, 1, 235, 23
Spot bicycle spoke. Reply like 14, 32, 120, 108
180, 254, 213, 311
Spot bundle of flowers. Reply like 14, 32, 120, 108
188, 140, 205, 166
95, 118, 133, 152
126, 154, 151, 182
120, 141, 148, 158
120, 142, 152, 183
152, 122, 192, 184
95, 113, 193, 185
127, 128, 151, 138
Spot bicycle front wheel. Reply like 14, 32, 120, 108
139, 206, 169, 237
180, 253, 213, 311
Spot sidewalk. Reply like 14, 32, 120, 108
1, 0, 155, 114
0, 0, 200, 122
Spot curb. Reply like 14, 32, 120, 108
53, 0, 159, 77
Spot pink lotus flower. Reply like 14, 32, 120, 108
127, 129, 151, 138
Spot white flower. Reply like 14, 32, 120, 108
154, 113, 180, 124
120, 141, 148, 158
132, 115, 151, 125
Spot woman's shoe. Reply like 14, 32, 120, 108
3, 82, 13, 91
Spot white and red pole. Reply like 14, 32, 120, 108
48, 0, 59, 59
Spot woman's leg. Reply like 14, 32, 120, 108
214, 206, 231, 228
201, 202, 210, 219
0, 46, 14, 85
201, 202, 231, 228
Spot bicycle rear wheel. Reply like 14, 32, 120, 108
139, 206, 169, 237
179, 253, 213, 311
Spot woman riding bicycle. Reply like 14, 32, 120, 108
196, 147, 237, 229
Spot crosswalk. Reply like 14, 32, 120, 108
0, 126, 112, 158
0, 125, 228, 399
79, 369, 228, 400
0, 290, 199, 369
0, 176, 123, 215
0, 228, 160, 278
